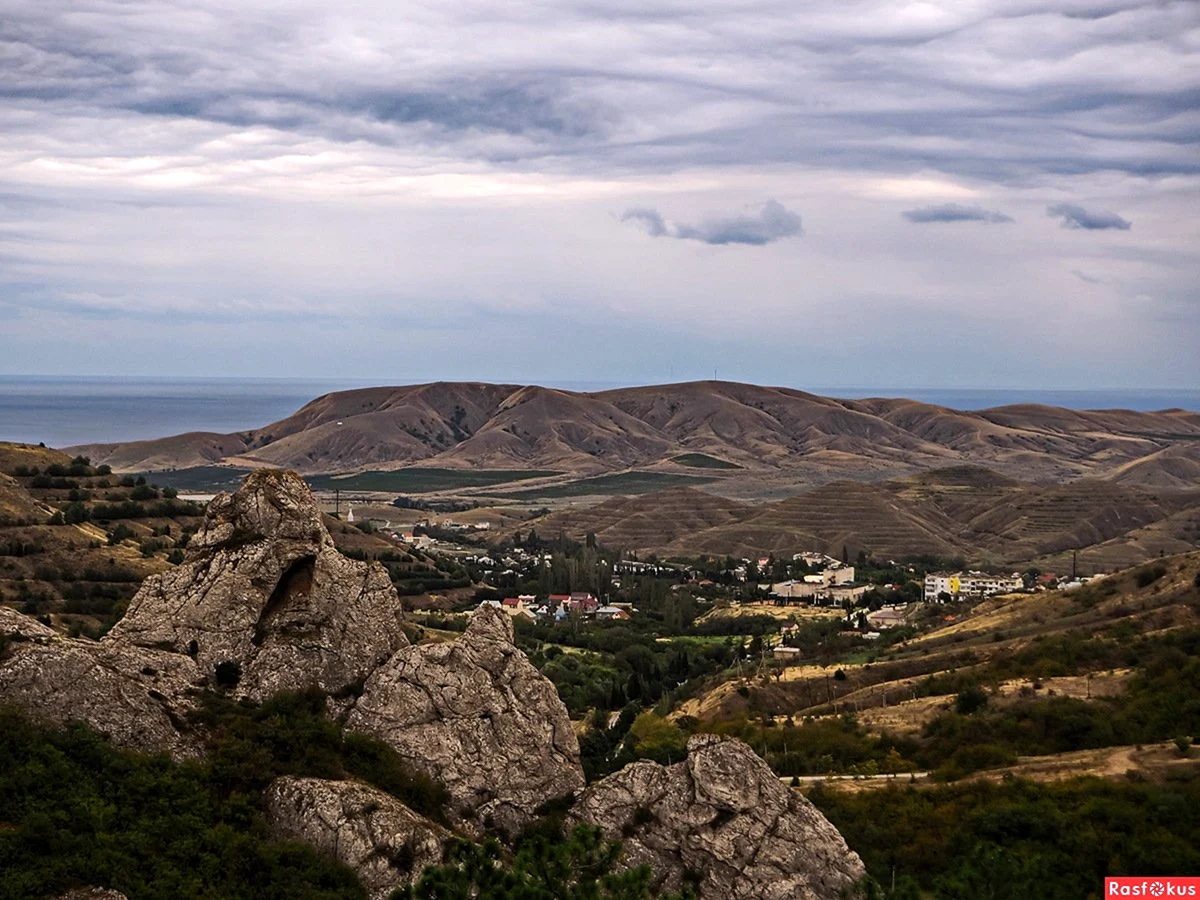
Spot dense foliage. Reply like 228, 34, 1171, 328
0, 705, 365, 900
396, 825, 692, 900
812, 775, 1200, 899
0, 689, 460, 899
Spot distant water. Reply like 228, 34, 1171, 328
0, 376, 373, 447
1, 376, 1197, 449
824, 388, 1200, 413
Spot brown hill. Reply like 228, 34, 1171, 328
68, 382, 1200, 492
511, 464, 1200, 566
1108, 444, 1200, 491
666, 480, 970, 560
516, 487, 751, 553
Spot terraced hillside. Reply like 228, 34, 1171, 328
667, 480, 971, 560
510, 487, 751, 553
514, 466, 1200, 567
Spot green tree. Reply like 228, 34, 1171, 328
396, 824, 691, 899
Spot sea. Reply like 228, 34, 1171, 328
1, 376, 1198, 449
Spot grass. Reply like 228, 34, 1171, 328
669, 453, 742, 470
498, 471, 717, 499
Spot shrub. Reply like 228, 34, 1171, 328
954, 684, 989, 715
1136, 565, 1168, 589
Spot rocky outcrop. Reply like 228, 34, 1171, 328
0, 604, 57, 641
346, 605, 584, 835
265, 776, 450, 899
105, 470, 407, 700
56, 889, 130, 900
570, 734, 866, 900
0, 634, 203, 758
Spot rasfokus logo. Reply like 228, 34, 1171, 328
1106, 878, 1200, 897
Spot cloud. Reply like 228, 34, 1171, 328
902, 203, 1013, 224
620, 208, 667, 237
1047, 203, 1132, 230
623, 200, 802, 246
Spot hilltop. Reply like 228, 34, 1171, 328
69, 381, 1200, 491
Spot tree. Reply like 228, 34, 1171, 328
396, 825, 692, 900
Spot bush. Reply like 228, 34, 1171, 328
0, 707, 366, 899
1135, 565, 1168, 588
955, 685, 989, 715
107, 523, 135, 545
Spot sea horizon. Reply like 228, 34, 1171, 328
2, 374, 1198, 449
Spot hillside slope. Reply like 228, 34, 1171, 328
69, 381, 1200, 488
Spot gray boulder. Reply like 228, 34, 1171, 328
569, 733, 866, 900
346, 605, 584, 835
0, 635, 203, 758
265, 776, 449, 899
0, 604, 57, 641
105, 469, 407, 700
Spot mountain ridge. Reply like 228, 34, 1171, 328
69, 380, 1200, 488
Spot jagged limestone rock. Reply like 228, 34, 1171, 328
346, 605, 584, 835
265, 776, 450, 899
0, 605, 57, 641
0, 636, 204, 758
105, 469, 407, 700
569, 733, 866, 900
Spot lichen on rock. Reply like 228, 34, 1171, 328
265, 776, 450, 900
346, 604, 584, 836
569, 733, 867, 900
105, 469, 408, 700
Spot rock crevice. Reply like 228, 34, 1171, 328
569, 733, 866, 900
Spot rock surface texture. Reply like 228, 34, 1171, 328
0, 631, 204, 758
266, 776, 449, 899
0, 604, 57, 641
570, 733, 866, 900
105, 470, 407, 699
346, 605, 584, 835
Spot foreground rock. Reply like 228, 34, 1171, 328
346, 605, 584, 835
0, 631, 203, 758
106, 470, 407, 700
570, 734, 866, 900
0, 604, 57, 641
265, 776, 449, 899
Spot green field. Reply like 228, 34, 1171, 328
144, 466, 558, 495
306, 468, 558, 493
139, 466, 253, 492
498, 471, 717, 499
670, 453, 743, 469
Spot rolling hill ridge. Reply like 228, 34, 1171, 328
70, 381, 1200, 491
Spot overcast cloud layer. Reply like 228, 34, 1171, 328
1, 0, 1198, 388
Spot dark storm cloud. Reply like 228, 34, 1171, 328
622, 200, 802, 246
902, 204, 1013, 224
1047, 203, 1133, 230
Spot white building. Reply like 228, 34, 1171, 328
924, 571, 1023, 602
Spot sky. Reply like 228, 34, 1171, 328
1, 0, 1198, 389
